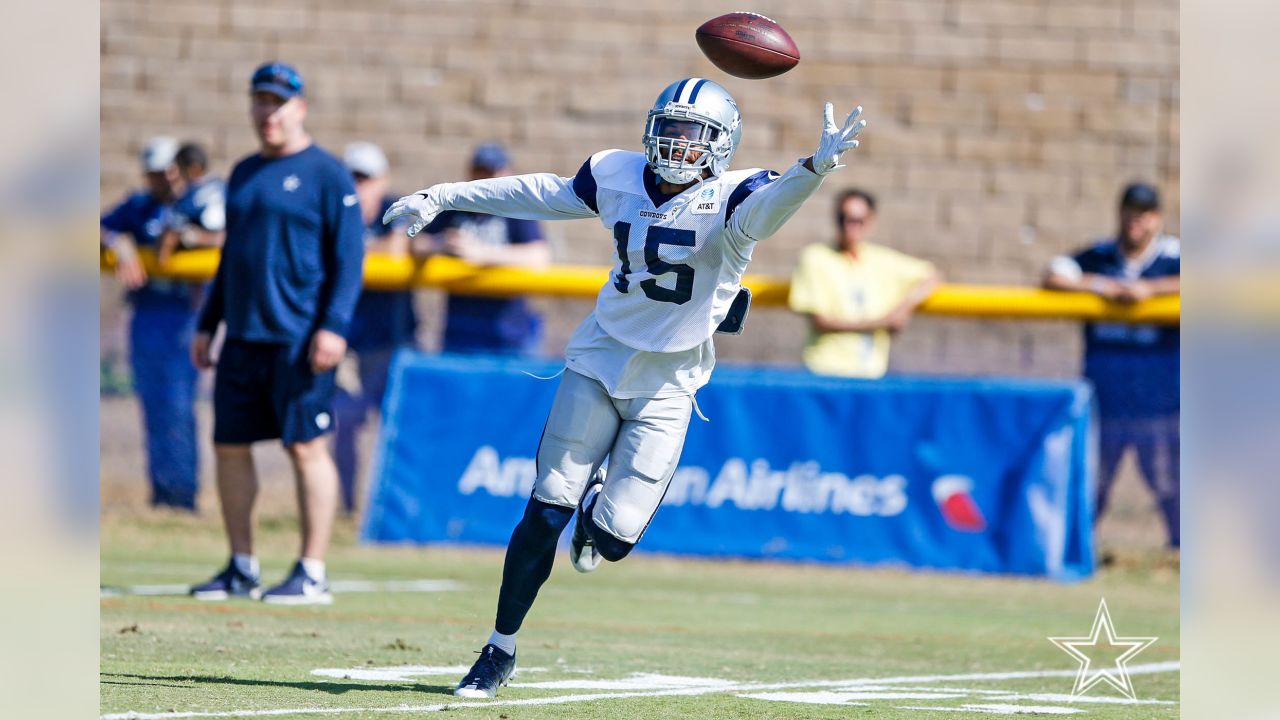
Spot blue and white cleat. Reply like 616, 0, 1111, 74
190, 560, 261, 601
260, 561, 333, 605
569, 469, 605, 573
454, 644, 517, 698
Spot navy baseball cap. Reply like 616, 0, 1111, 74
471, 143, 510, 172
251, 61, 305, 100
1120, 182, 1160, 211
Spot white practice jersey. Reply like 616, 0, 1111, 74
586, 150, 775, 352
431, 149, 825, 397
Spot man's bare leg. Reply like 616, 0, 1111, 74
190, 443, 261, 599
215, 443, 257, 555
288, 436, 339, 562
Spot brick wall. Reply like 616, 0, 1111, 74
101, 0, 1178, 377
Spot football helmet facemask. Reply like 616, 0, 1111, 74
643, 78, 741, 185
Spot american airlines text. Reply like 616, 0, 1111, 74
457, 446, 909, 517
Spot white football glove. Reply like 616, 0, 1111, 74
382, 186, 444, 237
811, 103, 866, 175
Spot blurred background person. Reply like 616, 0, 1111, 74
332, 141, 418, 515
1043, 182, 1181, 549
423, 143, 550, 356
100, 136, 201, 511
156, 141, 226, 264
788, 188, 940, 378
189, 62, 365, 603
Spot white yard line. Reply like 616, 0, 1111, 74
329, 579, 464, 593
100, 584, 193, 597
100, 579, 464, 598
751, 660, 1182, 690
877, 686, 1176, 705
896, 704, 1084, 715
101, 661, 1180, 720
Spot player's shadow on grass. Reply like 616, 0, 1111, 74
101, 673, 457, 696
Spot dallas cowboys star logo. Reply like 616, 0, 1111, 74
283, 174, 301, 192
1048, 598, 1157, 699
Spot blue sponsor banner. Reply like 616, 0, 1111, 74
364, 352, 1095, 580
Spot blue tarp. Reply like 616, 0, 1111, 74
363, 352, 1095, 580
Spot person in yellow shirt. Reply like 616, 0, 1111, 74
789, 189, 940, 378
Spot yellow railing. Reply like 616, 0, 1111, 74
101, 247, 1180, 325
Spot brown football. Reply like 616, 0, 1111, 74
695, 12, 800, 80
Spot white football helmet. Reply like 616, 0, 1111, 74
643, 78, 742, 184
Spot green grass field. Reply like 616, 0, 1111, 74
101, 511, 1179, 719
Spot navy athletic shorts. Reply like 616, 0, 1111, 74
213, 339, 337, 446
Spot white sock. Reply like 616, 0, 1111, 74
487, 629, 516, 656
232, 554, 259, 579
299, 557, 326, 582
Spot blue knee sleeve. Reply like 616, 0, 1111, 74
593, 530, 635, 562
517, 498, 574, 541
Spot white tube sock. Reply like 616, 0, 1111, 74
232, 553, 259, 579
487, 629, 516, 656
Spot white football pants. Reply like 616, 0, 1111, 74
533, 369, 693, 544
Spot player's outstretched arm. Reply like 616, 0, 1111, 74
383, 173, 598, 237
731, 103, 868, 243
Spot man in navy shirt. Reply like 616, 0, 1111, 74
332, 141, 417, 514
1044, 182, 1180, 548
157, 142, 226, 264
101, 136, 203, 511
190, 62, 365, 604
425, 143, 550, 355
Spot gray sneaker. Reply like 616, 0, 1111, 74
260, 561, 333, 605
569, 470, 605, 573
190, 560, 261, 601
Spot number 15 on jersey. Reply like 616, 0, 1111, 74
612, 222, 697, 306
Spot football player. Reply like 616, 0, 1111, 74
384, 77, 866, 699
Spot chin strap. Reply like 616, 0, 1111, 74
653, 165, 703, 185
